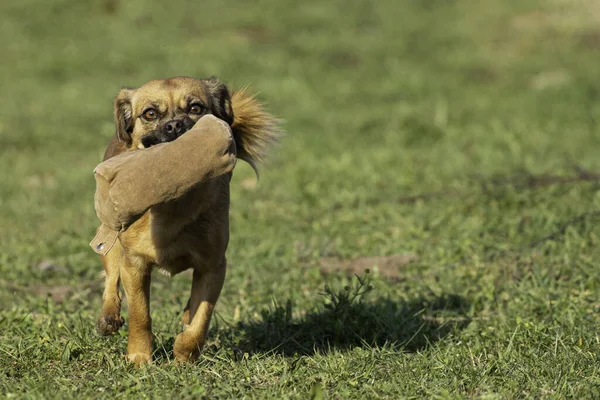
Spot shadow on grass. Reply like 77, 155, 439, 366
225, 276, 471, 356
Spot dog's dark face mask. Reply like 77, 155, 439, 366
112, 76, 234, 150
139, 115, 196, 148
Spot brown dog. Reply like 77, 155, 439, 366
95, 76, 282, 366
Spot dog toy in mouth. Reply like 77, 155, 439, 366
90, 114, 237, 255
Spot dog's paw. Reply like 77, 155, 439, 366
173, 332, 201, 363
127, 352, 152, 367
96, 315, 124, 336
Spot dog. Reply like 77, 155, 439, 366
95, 76, 282, 366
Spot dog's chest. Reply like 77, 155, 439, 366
120, 206, 229, 276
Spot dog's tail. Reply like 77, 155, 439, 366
231, 87, 284, 175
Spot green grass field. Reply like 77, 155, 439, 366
2, 0, 600, 398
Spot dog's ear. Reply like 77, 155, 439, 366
206, 77, 234, 125
114, 88, 135, 144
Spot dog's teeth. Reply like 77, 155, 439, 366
137, 144, 145, 149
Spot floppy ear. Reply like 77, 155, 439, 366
206, 77, 234, 125
113, 88, 135, 144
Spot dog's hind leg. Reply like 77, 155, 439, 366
96, 246, 124, 336
181, 297, 191, 329
173, 261, 226, 363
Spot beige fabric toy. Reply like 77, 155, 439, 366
90, 115, 236, 255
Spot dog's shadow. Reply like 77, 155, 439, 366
152, 278, 471, 361
219, 285, 471, 356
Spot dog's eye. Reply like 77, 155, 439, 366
188, 104, 204, 115
142, 109, 158, 121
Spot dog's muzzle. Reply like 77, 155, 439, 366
140, 118, 195, 148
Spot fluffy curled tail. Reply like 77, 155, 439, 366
230, 88, 284, 175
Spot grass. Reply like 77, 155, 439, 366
1, 0, 600, 398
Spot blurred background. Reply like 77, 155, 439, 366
1, 0, 600, 395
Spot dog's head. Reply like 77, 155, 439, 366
113, 76, 234, 149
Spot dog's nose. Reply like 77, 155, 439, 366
165, 120, 184, 134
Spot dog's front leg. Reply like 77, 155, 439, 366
97, 247, 124, 335
173, 262, 226, 363
120, 258, 153, 366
